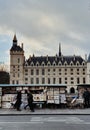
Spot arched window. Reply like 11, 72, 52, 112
70, 87, 75, 94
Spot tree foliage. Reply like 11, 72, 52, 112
0, 71, 10, 84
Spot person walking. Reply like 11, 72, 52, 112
24, 90, 34, 112
83, 88, 90, 108
15, 90, 22, 111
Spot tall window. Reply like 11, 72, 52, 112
77, 77, 79, 84
71, 69, 73, 75
16, 80, 19, 84
83, 78, 85, 84
65, 69, 67, 71
18, 58, 20, 63
36, 78, 39, 84
31, 78, 34, 84
59, 78, 62, 84
48, 78, 50, 84
42, 78, 45, 84
48, 69, 50, 72
83, 69, 85, 75
42, 69, 45, 75
13, 73, 15, 77
18, 73, 20, 77
31, 69, 34, 75
36, 69, 39, 75
25, 78, 28, 81
12, 80, 15, 84
53, 78, 56, 84
53, 69, 55, 72
25, 69, 28, 72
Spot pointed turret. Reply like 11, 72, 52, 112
59, 43, 61, 57
10, 34, 23, 51
87, 54, 90, 62
13, 34, 17, 45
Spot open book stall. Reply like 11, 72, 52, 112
0, 84, 67, 109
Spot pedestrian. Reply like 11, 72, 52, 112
24, 90, 34, 112
83, 88, 90, 108
15, 90, 22, 111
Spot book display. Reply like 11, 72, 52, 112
0, 85, 67, 108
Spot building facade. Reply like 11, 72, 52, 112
10, 35, 88, 93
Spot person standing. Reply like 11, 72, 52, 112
24, 90, 34, 112
15, 90, 22, 111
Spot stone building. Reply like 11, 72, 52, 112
10, 35, 87, 93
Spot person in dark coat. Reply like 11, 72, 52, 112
15, 90, 22, 111
83, 88, 90, 108
24, 90, 34, 112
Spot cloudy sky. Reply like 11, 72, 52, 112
0, 0, 90, 70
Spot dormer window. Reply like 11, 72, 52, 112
36, 62, 39, 66
82, 62, 85, 66
42, 63, 45, 66
70, 61, 73, 66
53, 63, 56, 66
53, 61, 56, 66
58, 61, 62, 66
47, 61, 51, 66
64, 61, 67, 66
41, 62, 45, 66
76, 61, 80, 66
31, 62, 34, 66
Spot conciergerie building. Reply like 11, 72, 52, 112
10, 34, 90, 93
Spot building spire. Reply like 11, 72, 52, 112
13, 34, 17, 45
59, 43, 61, 57
87, 54, 90, 62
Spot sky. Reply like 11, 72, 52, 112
0, 0, 90, 71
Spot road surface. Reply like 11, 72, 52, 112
0, 115, 90, 130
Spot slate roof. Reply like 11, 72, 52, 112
25, 55, 85, 66
10, 34, 23, 52
10, 44, 23, 51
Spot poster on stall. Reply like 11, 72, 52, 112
33, 94, 46, 102
47, 95, 54, 103
54, 95, 60, 104
59, 94, 66, 103
47, 100, 54, 103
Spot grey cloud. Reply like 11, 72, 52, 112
0, 0, 90, 58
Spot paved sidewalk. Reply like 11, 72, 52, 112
0, 108, 90, 115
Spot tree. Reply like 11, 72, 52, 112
0, 71, 10, 84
